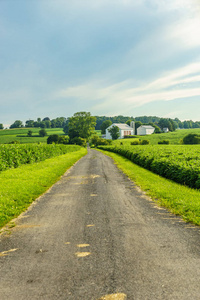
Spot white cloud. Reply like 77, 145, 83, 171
56, 61, 200, 115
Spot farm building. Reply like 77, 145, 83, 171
163, 127, 169, 133
105, 122, 135, 139
137, 125, 155, 135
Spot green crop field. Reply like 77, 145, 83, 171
98, 144, 200, 189
0, 128, 64, 144
0, 144, 81, 172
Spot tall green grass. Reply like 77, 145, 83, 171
98, 149, 200, 226
0, 148, 87, 229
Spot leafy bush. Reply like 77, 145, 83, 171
130, 139, 149, 145
58, 136, 69, 144
70, 137, 87, 147
27, 130, 33, 137
47, 135, 69, 145
39, 129, 47, 137
131, 141, 140, 145
141, 140, 149, 145
91, 135, 112, 147
158, 140, 170, 144
183, 134, 200, 144
47, 134, 59, 144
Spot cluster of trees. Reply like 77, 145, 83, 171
96, 116, 200, 133
47, 112, 96, 147
9, 117, 67, 129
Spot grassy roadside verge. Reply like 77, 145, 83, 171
98, 149, 200, 226
0, 148, 87, 229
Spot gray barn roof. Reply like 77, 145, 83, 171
107, 123, 133, 130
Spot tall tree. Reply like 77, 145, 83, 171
108, 126, 120, 140
67, 112, 96, 140
10, 120, 23, 128
100, 120, 112, 134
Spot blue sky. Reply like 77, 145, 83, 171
1, 0, 200, 127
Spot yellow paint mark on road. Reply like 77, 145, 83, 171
92, 175, 100, 179
77, 244, 90, 248
98, 293, 127, 300
86, 224, 95, 227
75, 252, 91, 257
65, 242, 71, 245
0, 248, 18, 257
90, 194, 98, 197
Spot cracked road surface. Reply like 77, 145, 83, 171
0, 149, 200, 299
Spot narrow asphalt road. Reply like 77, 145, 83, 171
0, 149, 200, 300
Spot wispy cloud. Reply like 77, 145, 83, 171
56, 61, 200, 115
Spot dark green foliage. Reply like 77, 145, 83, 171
58, 136, 69, 144
131, 141, 140, 145
27, 130, 33, 137
0, 124, 3, 129
108, 126, 120, 140
10, 120, 23, 128
183, 134, 200, 144
90, 135, 112, 147
141, 139, 149, 145
97, 144, 200, 189
68, 112, 96, 140
100, 120, 112, 134
70, 137, 87, 147
0, 144, 81, 172
47, 134, 69, 144
158, 118, 176, 131
39, 129, 47, 137
131, 139, 149, 145
158, 140, 170, 144
47, 134, 59, 144
25, 120, 34, 127
135, 121, 142, 132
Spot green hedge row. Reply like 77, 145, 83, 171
0, 144, 81, 172
98, 145, 200, 189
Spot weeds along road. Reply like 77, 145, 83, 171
0, 149, 200, 300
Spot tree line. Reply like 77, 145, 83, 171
1, 115, 200, 132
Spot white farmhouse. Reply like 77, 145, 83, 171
105, 122, 135, 139
137, 125, 155, 135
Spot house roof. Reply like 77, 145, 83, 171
138, 125, 155, 129
107, 123, 133, 130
